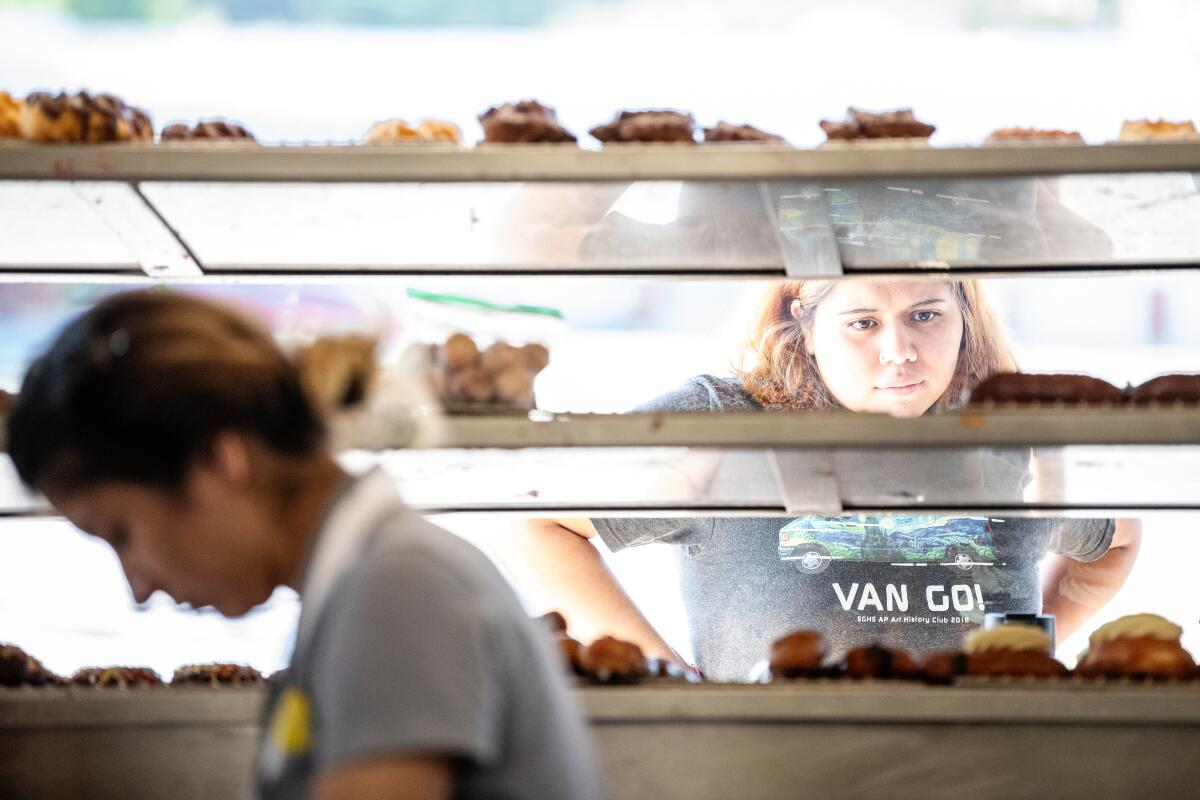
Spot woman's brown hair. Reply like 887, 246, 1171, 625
6, 290, 326, 492
735, 280, 1017, 410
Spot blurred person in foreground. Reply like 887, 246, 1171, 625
5, 290, 604, 800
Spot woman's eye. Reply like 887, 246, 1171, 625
912, 310, 941, 323
848, 319, 877, 331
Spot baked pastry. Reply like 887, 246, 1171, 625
1076, 614, 1196, 680
578, 636, 650, 683
538, 610, 569, 633
964, 625, 1068, 678
590, 110, 696, 144
920, 650, 968, 685
702, 121, 785, 143
0, 91, 21, 139
295, 334, 378, 413
820, 107, 935, 141
20, 91, 153, 143
0, 388, 14, 415
1130, 373, 1200, 405
362, 118, 461, 144
556, 635, 586, 676
985, 127, 1084, 143
416, 332, 551, 411
842, 644, 919, 680
768, 630, 827, 678
161, 120, 256, 142
968, 372, 1126, 405
0, 643, 60, 687
478, 100, 576, 144
1119, 119, 1199, 141
72, 666, 163, 687
171, 663, 264, 686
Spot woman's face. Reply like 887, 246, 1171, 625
805, 280, 964, 417
47, 458, 284, 617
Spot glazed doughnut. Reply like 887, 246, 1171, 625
0, 91, 21, 139
768, 629, 827, 678
362, 118, 461, 144
1119, 119, 1199, 141
578, 636, 650, 682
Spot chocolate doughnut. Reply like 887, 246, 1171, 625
20, 91, 153, 143
702, 121, 785, 143
842, 644, 920, 680
820, 107, 935, 141
161, 120, 256, 142
1130, 374, 1200, 405
590, 110, 696, 144
968, 372, 1126, 405
478, 100, 576, 144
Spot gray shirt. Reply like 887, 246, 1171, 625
594, 376, 1115, 682
258, 471, 605, 800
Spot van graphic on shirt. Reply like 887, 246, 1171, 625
778, 514, 996, 575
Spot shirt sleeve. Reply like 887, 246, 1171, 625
593, 516, 715, 553
1045, 518, 1116, 562
308, 548, 501, 771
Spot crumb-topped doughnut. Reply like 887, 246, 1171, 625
968, 372, 1126, 405
161, 120, 256, 142
72, 666, 163, 687
820, 107, 935, 141
964, 625, 1067, 678
20, 91, 153, 143
768, 629, 827, 678
702, 121, 785, 143
479, 100, 576, 144
590, 110, 696, 143
362, 118, 461, 144
985, 127, 1084, 143
1119, 119, 1199, 141
171, 663, 264, 686
1076, 614, 1196, 680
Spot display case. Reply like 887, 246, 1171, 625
2, 140, 1199, 799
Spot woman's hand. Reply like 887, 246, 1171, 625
489, 517, 686, 667
1041, 517, 1143, 643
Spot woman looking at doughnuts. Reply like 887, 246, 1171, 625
494, 278, 1142, 680
5, 291, 604, 800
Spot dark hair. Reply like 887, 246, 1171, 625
6, 290, 326, 492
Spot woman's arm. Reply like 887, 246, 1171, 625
1040, 517, 1143, 643
490, 517, 683, 665
312, 756, 451, 800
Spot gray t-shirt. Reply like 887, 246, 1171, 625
259, 476, 605, 800
594, 376, 1115, 682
